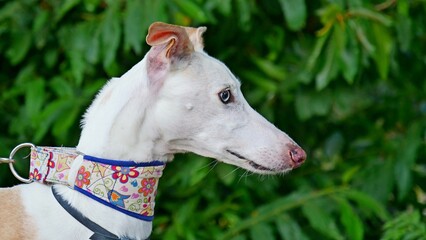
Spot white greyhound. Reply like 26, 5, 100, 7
0, 22, 305, 240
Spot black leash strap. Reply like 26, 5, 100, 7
51, 186, 132, 240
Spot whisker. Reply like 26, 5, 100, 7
197, 160, 218, 171
223, 166, 240, 178
206, 161, 219, 175
238, 170, 252, 183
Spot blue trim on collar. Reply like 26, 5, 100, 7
83, 155, 165, 167
74, 186, 154, 222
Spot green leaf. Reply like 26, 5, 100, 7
49, 77, 74, 98
173, 0, 209, 22
316, 27, 339, 90
395, 15, 412, 52
32, 9, 49, 33
101, 3, 121, 69
301, 200, 343, 240
55, 0, 81, 23
336, 197, 364, 240
174, 197, 200, 235
369, 23, 393, 80
209, 0, 232, 17
352, 22, 375, 54
381, 210, 426, 240
354, 159, 394, 204
295, 91, 332, 120
397, 0, 410, 16
347, 0, 363, 8
324, 132, 344, 158
342, 166, 361, 184
348, 8, 392, 26
85, 22, 100, 64
250, 223, 274, 240
307, 33, 329, 73
394, 123, 422, 200
44, 49, 59, 69
316, 4, 341, 25
52, 104, 81, 142
220, 188, 347, 239
33, 99, 72, 143
124, 0, 146, 54
294, 93, 311, 120
343, 189, 389, 221
58, 22, 99, 84
6, 30, 32, 65
83, 0, 101, 12
230, 235, 247, 240
25, 79, 45, 122
251, 57, 286, 81
395, 159, 411, 201
69, 51, 86, 86
0, 2, 20, 22
278, 0, 307, 31
240, 70, 277, 93
339, 21, 359, 84
276, 215, 309, 240
236, 0, 251, 31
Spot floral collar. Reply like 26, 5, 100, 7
30, 146, 165, 221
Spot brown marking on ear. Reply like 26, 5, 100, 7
0, 188, 37, 239
146, 22, 193, 59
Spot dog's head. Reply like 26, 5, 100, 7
145, 22, 306, 174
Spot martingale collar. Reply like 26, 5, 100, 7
29, 146, 166, 221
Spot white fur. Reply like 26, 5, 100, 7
2, 23, 305, 239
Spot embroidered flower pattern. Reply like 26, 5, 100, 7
30, 147, 80, 185
138, 178, 157, 197
74, 158, 165, 220
141, 197, 153, 216
30, 146, 165, 220
111, 166, 139, 184
30, 168, 42, 181
48, 159, 55, 168
30, 150, 38, 161
75, 166, 91, 188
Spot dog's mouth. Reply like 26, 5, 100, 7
226, 149, 274, 172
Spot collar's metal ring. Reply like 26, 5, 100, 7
0, 157, 14, 164
9, 143, 35, 183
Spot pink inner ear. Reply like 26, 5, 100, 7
146, 22, 193, 56
145, 22, 195, 92
147, 30, 176, 46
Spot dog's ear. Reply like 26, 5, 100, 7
145, 22, 194, 89
184, 26, 207, 51
146, 22, 193, 59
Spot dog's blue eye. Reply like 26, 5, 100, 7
219, 89, 232, 104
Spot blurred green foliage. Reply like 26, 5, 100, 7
1, 0, 425, 239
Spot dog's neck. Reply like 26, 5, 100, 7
77, 58, 173, 163
60, 57, 167, 239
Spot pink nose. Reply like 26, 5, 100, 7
288, 145, 306, 168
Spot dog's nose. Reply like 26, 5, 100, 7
288, 145, 306, 168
